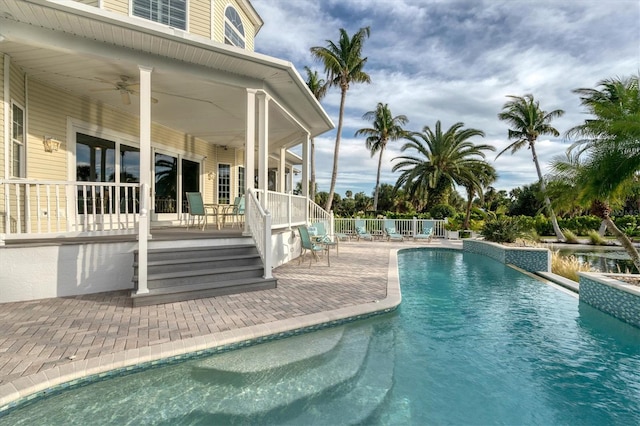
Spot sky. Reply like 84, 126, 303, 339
251, 0, 640, 199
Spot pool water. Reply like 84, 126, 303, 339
2, 249, 640, 425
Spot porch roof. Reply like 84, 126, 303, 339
0, 0, 334, 150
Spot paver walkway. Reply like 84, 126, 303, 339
0, 239, 459, 398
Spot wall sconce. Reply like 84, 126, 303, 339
207, 171, 216, 181
43, 136, 61, 153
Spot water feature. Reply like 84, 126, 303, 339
2, 249, 639, 424
556, 245, 637, 273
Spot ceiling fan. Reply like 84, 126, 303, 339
92, 75, 158, 105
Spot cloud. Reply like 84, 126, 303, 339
252, 0, 640, 197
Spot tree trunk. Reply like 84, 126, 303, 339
463, 188, 473, 229
602, 215, 640, 273
530, 141, 565, 241
372, 146, 384, 212
598, 220, 607, 236
310, 137, 316, 202
325, 87, 347, 212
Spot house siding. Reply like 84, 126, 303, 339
103, 0, 129, 16
74, 0, 100, 6
213, 1, 255, 51
190, 0, 211, 38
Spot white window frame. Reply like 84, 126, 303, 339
224, 5, 245, 48
238, 165, 245, 196
130, 0, 189, 31
11, 101, 25, 178
217, 163, 231, 204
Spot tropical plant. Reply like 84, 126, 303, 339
551, 251, 595, 282
392, 121, 493, 211
560, 74, 640, 271
497, 94, 565, 240
481, 216, 524, 243
310, 27, 372, 212
562, 228, 579, 243
458, 160, 496, 229
587, 230, 607, 245
355, 102, 409, 211
303, 66, 328, 202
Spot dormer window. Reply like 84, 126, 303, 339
133, 0, 187, 30
224, 6, 245, 48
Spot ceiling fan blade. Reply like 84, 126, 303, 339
120, 90, 131, 105
90, 87, 118, 92
129, 88, 159, 104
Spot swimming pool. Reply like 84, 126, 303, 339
2, 248, 640, 424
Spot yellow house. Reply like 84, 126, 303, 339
0, 0, 334, 304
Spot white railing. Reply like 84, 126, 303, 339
264, 190, 307, 229
1, 179, 140, 239
334, 217, 448, 239
309, 199, 331, 225
246, 188, 272, 278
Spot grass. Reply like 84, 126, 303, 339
587, 230, 608, 245
551, 250, 595, 282
562, 228, 579, 244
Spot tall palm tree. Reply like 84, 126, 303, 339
392, 121, 494, 211
560, 75, 640, 271
354, 102, 409, 211
459, 161, 497, 229
310, 27, 371, 212
497, 94, 565, 241
303, 66, 328, 203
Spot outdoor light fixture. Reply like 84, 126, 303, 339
207, 171, 216, 180
43, 136, 61, 153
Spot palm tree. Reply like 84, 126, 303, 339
310, 27, 371, 211
354, 102, 408, 211
459, 161, 497, 229
303, 66, 328, 202
392, 121, 494, 211
560, 75, 640, 271
497, 94, 565, 241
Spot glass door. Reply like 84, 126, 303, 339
154, 152, 201, 220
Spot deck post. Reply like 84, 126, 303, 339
135, 65, 153, 295
263, 211, 273, 279
257, 91, 269, 210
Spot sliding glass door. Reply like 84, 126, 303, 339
153, 150, 201, 220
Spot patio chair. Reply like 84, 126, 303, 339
415, 226, 433, 242
186, 192, 219, 230
221, 196, 245, 228
298, 226, 330, 268
311, 221, 339, 255
354, 219, 374, 241
383, 219, 404, 241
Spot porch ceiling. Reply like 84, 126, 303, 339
0, 0, 333, 151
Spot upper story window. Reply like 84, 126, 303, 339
11, 102, 25, 178
224, 6, 245, 48
133, 0, 187, 30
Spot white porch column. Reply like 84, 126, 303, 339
257, 91, 269, 210
278, 146, 286, 193
136, 65, 153, 295
301, 133, 310, 198
244, 89, 257, 235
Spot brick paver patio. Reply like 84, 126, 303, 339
0, 239, 459, 405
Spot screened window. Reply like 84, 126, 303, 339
224, 6, 245, 48
11, 103, 25, 178
238, 166, 245, 196
218, 164, 231, 204
133, 0, 187, 30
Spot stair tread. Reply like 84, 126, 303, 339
135, 264, 264, 281
136, 243, 257, 255
144, 253, 260, 267
194, 327, 345, 373
131, 276, 276, 297
191, 324, 373, 416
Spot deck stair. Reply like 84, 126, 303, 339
131, 239, 276, 306
169, 321, 396, 424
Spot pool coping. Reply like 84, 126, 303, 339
0, 249, 403, 413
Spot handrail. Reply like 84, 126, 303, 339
246, 188, 272, 279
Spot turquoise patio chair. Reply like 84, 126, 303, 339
354, 219, 373, 241
383, 219, 404, 241
311, 221, 339, 255
415, 226, 433, 242
186, 192, 218, 231
298, 226, 330, 268
221, 196, 245, 228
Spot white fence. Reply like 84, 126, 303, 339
334, 217, 448, 239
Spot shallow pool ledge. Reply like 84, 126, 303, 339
0, 251, 402, 412
462, 239, 551, 273
579, 272, 640, 329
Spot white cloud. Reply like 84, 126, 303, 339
252, 0, 640, 197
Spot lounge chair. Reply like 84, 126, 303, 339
415, 226, 433, 242
354, 219, 373, 241
311, 221, 339, 255
186, 192, 219, 230
383, 219, 404, 241
298, 226, 330, 268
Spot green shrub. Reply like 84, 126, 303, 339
482, 216, 524, 243
430, 204, 457, 220
588, 230, 607, 245
562, 228, 579, 243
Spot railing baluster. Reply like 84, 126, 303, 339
91, 185, 97, 231
46, 184, 52, 233
15, 183, 22, 234
55, 185, 61, 232
3, 183, 9, 234
82, 185, 88, 231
